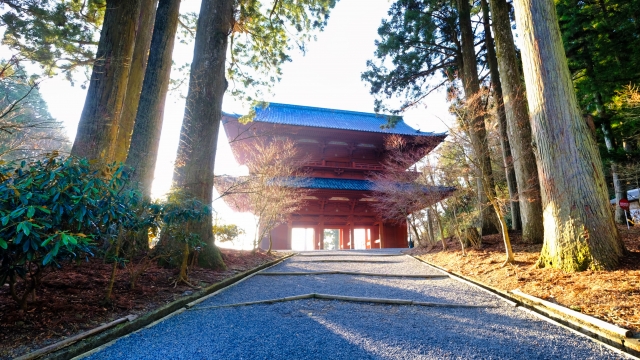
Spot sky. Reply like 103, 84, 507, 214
31, 0, 454, 248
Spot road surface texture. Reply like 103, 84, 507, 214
82, 249, 630, 359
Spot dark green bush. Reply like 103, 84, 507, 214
0, 156, 134, 309
153, 190, 209, 275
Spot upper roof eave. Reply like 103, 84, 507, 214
222, 104, 447, 138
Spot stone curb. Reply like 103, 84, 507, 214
410, 255, 640, 359
188, 292, 492, 310
32, 253, 295, 360
255, 271, 449, 279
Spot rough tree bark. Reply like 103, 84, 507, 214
488, 0, 544, 243
172, 0, 235, 270
456, 0, 500, 235
114, 0, 159, 163
126, 0, 181, 198
513, 0, 625, 271
480, 0, 521, 232
71, 0, 142, 163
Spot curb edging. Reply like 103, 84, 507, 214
35, 253, 295, 360
410, 255, 640, 359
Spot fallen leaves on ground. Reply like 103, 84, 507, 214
0, 249, 287, 359
412, 225, 640, 334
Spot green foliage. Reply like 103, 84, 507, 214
0, 155, 133, 308
0, 0, 105, 80
362, 0, 471, 115
153, 189, 210, 267
557, 0, 640, 113
212, 222, 244, 243
0, 58, 70, 160
227, 0, 336, 103
556, 0, 640, 165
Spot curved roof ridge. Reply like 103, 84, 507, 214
236, 102, 447, 137
263, 102, 403, 119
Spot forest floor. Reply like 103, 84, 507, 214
412, 225, 640, 334
0, 248, 287, 359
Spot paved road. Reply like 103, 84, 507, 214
82, 249, 629, 359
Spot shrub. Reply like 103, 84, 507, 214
0, 155, 131, 309
152, 190, 210, 286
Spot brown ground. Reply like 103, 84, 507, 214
0, 249, 287, 359
412, 225, 640, 334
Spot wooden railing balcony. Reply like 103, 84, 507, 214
302, 160, 384, 171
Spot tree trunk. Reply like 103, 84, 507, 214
178, 242, 189, 283
431, 205, 447, 250
480, 0, 521, 232
456, 0, 499, 235
172, 0, 234, 270
594, 90, 628, 225
71, 0, 142, 163
126, 0, 181, 198
513, 0, 625, 271
426, 210, 435, 244
602, 118, 628, 225
114, 0, 160, 163
452, 204, 466, 255
105, 229, 123, 302
409, 218, 423, 247
488, 0, 544, 243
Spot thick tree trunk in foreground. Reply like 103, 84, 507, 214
480, 0, 521, 232
489, 0, 544, 243
456, 0, 499, 235
115, 0, 159, 163
173, 0, 234, 270
126, 0, 181, 198
72, 0, 142, 163
513, 0, 625, 270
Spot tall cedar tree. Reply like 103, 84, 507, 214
479, 0, 521, 232
71, 0, 142, 163
362, 0, 500, 234
513, 0, 625, 271
173, 0, 335, 268
172, 0, 233, 270
556, 0, 640, 225
487, 0, 543, 243
114, 0, 159, 162
362, 0, 464, 114
456, 0, 499, 235
126, 0, 182, 199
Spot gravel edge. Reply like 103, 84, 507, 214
32, 253, 295, 360
411, 254, 640, 359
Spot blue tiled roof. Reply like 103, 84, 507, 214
300, 178, 375, 191
225, 103, 445, 137
287, 177, 456, 194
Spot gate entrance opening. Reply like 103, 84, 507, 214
323, 229, 340, 250
291, 228, 315, 251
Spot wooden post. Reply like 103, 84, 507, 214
379, 222, 384, 248
287, 220, 292, 250
366, 228, 371, 249
319, 216, 325, 250
350, 224, 354, 250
